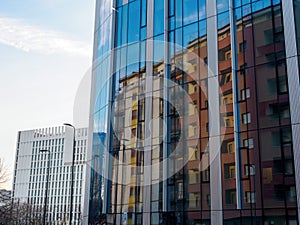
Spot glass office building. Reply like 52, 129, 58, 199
86, 0, 300, 224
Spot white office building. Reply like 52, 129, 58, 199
12, 126, 88, 225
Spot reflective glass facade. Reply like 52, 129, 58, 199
295, 0, 300, 71
88, 0, 113, 223
295, 0, 300, 50
87, 0, 300, 224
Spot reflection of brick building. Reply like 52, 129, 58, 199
182, 4, 297, 223
87, 0, 300, 224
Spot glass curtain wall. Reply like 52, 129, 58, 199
89, 0, 299, 224
232, 0, 298, 224
166, 0, 209, 224
88, 0, 113, 224
106, 0, 147, 224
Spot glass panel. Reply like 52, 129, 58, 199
217, 0, 229, 14
121, 4, 128, 45
141, 0, 147, 27
154, 0, 164, 35
128, 0, 141, 43
183, 0, 198, 25
175, 0, 183, 28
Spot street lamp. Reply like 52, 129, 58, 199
39, 149, 51, 225
63, 123, 76, 225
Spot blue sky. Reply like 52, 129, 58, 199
0, 0, 96, 189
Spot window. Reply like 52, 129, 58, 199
225, 118, 231, 127
207, 194, 211, 206
242, 113, 251, 124
138, 123, 145, 140
278, 76, 288, 93
223, 97, 228, 105
225, 50, 231, 60
188, 83, 196, 94
243, 138, 254, 149
202, 169, 210, 182
178, 183, 183, 200
240, 88, 250, 101
267, 78, 277, 94
130, 187, 135, 196
282, 128, 292, 145
272, 131, 281, 147
132, 110, 138, 120
246, 192, 256, 204
267, 103, 290, 119
222, 92, 233, 105
189, 103, 197, 116
274, 26, 284, 43
225, 73, 232, 83
287, 186, 297, 202
189, 193, 200, 208
274, 185, 286, 201
245, 164, 255, 176
223, 114, 233, 128
188, 124, 197, 137
189, 147, 198, 160
239, 41, 247, 52
225, 189, 236, 205
279, 104, 290, 119
285, 159, 294, 175
224, 163, 236, 179
189, 170, 200, 184
264, 29, 273, 45
228, 142, 235, 153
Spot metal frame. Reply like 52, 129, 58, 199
206, 0, 223, 224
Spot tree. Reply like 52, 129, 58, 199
0, 199, 43, 225
0, 158, 9, 189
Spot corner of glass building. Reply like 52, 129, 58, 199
86, 0, 300, 224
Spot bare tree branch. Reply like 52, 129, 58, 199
0, 158, 10, 188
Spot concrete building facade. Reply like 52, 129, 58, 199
13, 126, 88, 225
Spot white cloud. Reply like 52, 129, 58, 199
0, 17, 92, 57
